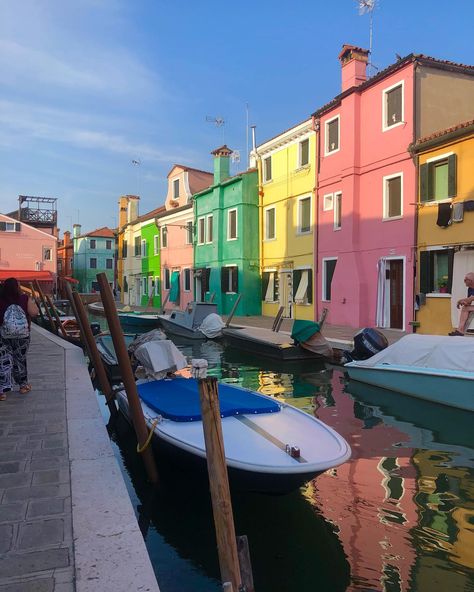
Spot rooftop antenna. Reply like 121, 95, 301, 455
205, 115, 225, 143
357, 0, 378, 74
131, 158, 141, 197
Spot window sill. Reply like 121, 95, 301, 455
382, 215, 403, 222
296, 230, 312, 236
421, 198, 453, 207
382, 121, 405, 133
295, 164, 310, 172
263, 237, 277, 242
324, 148, 340, 157
426, 293, 451, 298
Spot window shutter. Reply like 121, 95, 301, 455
231, 267, 238, 293
420, 163, 429, 202
419, 251, 431, 295
221, 267, 228, 293
204, 268, 211, 292
0, 222, 6, 231
448, 154, 457, 198
261, 272, 269, 300
293, 270, 301, 300
15, 223, 21, 232
307, 269, 313, 304
447, 248, 454, 292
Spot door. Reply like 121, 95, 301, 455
388, 259, 403, 329
279, 271, 293, 318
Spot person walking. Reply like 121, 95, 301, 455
0, 278, 39, 400
449, 272, 474, 336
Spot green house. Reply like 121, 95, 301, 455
140, 218, 162, 307
193, 146, 261, 316
72, 225, 116, 292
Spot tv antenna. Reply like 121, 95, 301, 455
206, 115, 225, 142
357, 0, 378, 74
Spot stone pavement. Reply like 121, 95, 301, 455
0, 325, 160, 592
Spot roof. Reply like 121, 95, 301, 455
84, 227, 115, 238
167, 164, 213, 178
0, 270, 55, 282
410, 118, 474, 151
136, 205, 166, 224
313, 53, 474, 119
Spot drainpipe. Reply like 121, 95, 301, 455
412, 62, 419, 332
312, 115, 321, 321
251, 126, 265, 308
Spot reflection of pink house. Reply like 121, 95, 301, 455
155, 165, 212, 310
0, 213, 57, 293
314, 46, 474, 330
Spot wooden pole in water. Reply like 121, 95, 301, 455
193, 361, 242, 591
28, 283, 46, 326
96, 272, 159, 484
225, 294, 242, 328
34, 280, 56, 334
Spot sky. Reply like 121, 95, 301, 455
1, 0, 473, 235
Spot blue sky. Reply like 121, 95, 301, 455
1, 0, 473, 234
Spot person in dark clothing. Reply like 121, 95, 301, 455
449, 272, 474, 336
0, 278, 39, 400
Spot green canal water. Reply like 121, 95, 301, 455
95, 330, 474, 592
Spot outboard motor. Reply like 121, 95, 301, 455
90, 322, 102, 336
344, 328, 388, 362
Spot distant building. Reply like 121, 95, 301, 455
57, 230, 76, 297
72, 225, 116, 292
7, 195, 58, 237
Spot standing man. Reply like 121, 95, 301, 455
449, 272, 474, 336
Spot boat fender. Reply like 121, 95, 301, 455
191, 358, 209, 378
285, 445, 300, 458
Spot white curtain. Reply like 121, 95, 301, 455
451, 250, 474, 327
376, 258, 387, 327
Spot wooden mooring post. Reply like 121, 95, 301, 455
28, 283, 46, 326
96, 272, 159, 485
45, 294, 69, 339
225, 294, 242, 328
192, 360, 254, 592
33, 280, 56, 334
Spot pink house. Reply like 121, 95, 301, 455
314, 46, 474, 330
156, 165, 213, 310
0, 213, 57, 293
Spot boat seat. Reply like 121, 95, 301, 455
137, 377, 281, 422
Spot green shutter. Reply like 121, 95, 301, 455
419, 251, 431, 295
448, 154, 457, 198
261, 272, 269, 300
221, 267, 228, 293
420, 163, 429, 202
231, 267, 238, 293
447, 248, 454, 292
307, 269, 313, 304
293, 270, 302, 300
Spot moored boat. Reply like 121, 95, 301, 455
158, 302, 224, 340
118, 311, 161, 329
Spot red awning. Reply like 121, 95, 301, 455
61, 276, 79, 284
0, 270, 55, 282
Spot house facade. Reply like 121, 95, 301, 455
193, 146, 260, 316
72, 225, 116, 293
411, 120, 474, 334
117, 194, 140, 300
140, 210, 165, 307
156, 165, 213, 311
314, 46, 474, 331
255, 120, 316, 321
57, 230, 76, 297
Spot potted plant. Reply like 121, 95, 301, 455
438, 277, 449, 293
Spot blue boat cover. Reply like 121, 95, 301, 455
137, 377, 280, 422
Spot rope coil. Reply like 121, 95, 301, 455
136, 418, 159, 454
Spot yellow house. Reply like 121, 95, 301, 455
411, 119, 474, 335
253, 119, 316, 321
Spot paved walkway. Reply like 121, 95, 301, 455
0, 325, 160, 592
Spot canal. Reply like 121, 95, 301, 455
95, 330, 474, 592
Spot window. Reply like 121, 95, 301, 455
90, 239, 96, 249
264, 207, 276, 240
58, 260, 63, 272
163, 268, 170, 290
323, 193, 334, 211
298, 196, 311, 234
173, 178, 180, 199
293, 269, 313, 305
197, 217, 205, 245
383, 174, 402, 219
122, 240, 127, 258
262, 271, 277, 302
263, 156, 272, 182
221, 266, 238, 293
420, 154, 457, 202
383, 82, 403, 130
206, 215, 213, 243
325, 116, 339, 154
106, 240, 112, 250
419, 248, 453, 294
185, 221, 193, 245
228, 209, 237, 240
0, 221, 20, 232
142, 277, 147, 295
161, 226, 168, 248
134, 236, 140, 256
322, 258, 337, 301
299, 138, 309, 167
90, 258, 97, 269
153, 235, 159, 255
183, 268, 191, 291
106, 259, 113, 269
154, 276, 160, 296
141, 239, 147, 257
43, 247, 52, 261
334, 192, 342, 230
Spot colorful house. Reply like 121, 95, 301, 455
155, 165, 213, 311
193, 146, 260, 316
57, 230, 76, 297
254, 120, 316, 320
410, 119, 474, 335
72, 225, 116, 293
0, 212, 57, 293
313, 46, 474, 331
117, 194, 140, 300
139, 208, 165, 307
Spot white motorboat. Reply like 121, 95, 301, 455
158, 302, 224, 340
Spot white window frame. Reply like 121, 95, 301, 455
154, 276, 160, 296
227, 208, 238, 241
382, 80, 405, 132
333, 192, 342, 231
160, 226, 168, 248
264, 206, 276, 241
206, 214, 213, 244
141, 239, 147, 257
43, 246, 52, 261
297, 195, 312, 235
323, 193, 334, 211
183, 268, 191, 292
173, 178, 180, 199
153, 234, 159, 255
5, 222, 16, 232
298, 138, 310, 168
322, 257, 337, 302
90, 239, 96, 249
197, 216, 205, 245
185, 220, 193, 245
324, 115, 340, 156
383, 172, 404, 220
223, 264, 238, 294
263, 156, 272, 183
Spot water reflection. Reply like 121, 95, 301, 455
93, 323, 474, 592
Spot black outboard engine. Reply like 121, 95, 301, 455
90, 322, 101, 336
344, 328, 388, 362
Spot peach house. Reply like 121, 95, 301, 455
313, 46, 474, 330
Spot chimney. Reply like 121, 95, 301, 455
73, 224, 81, 238
127, 195, 140, 223
211, 145, 232, 184
339, 45, 369, 92
64, 230, 71, 246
